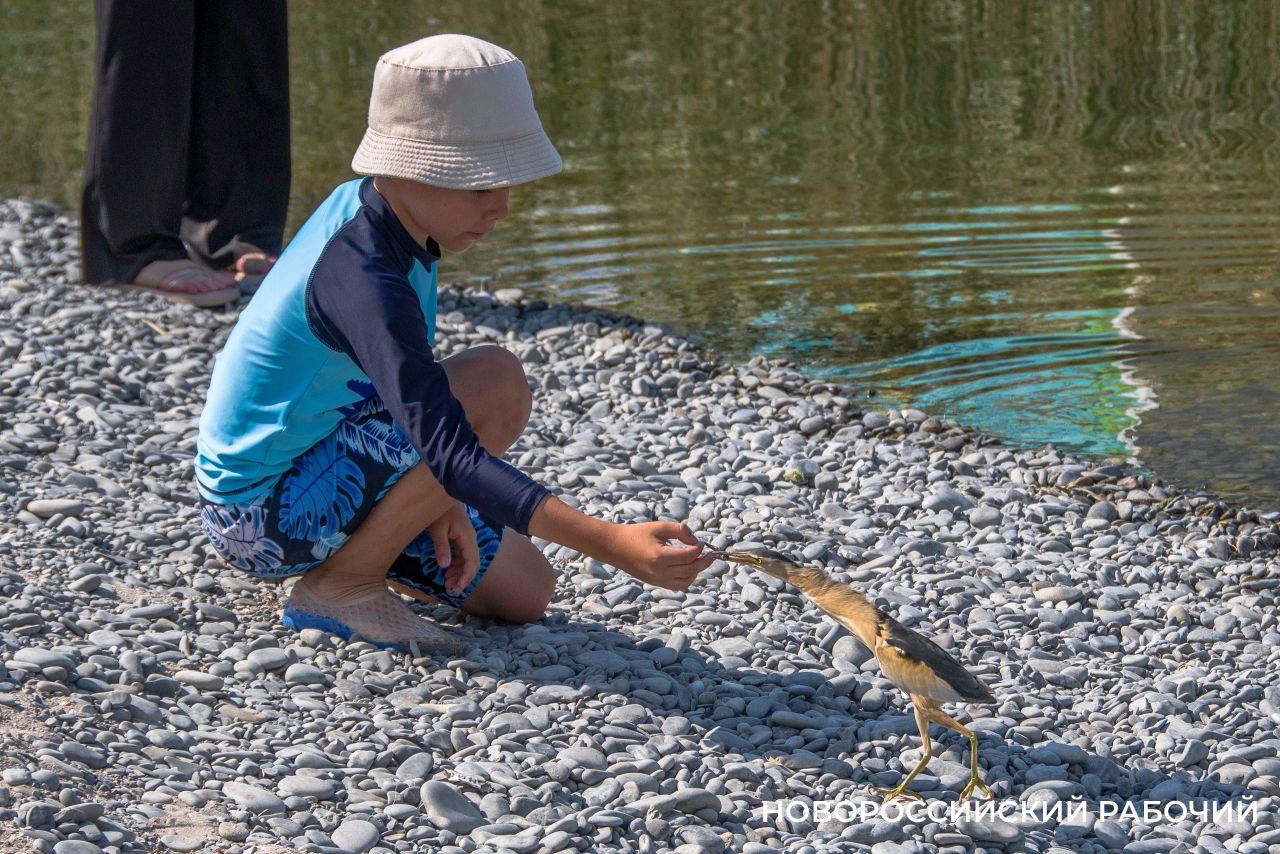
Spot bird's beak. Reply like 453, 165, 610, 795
706, 549, 790, 581
705, 548, 749, 565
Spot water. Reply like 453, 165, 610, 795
2, 0, 1278, 508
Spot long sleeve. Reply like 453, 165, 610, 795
306, 237, 549, 534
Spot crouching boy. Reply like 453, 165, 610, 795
195, 35, 713, 649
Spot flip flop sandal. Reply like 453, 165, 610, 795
282, 580, 467, 655
105, 265, 240, 308
234, 252, 278, 290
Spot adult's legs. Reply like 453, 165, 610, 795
183, 0, 291, 266
301, 345, 551, 623
80, 0, 196, 284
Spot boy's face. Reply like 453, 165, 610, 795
376, 177, 510, 254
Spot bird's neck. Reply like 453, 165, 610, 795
794, 570, 884, 650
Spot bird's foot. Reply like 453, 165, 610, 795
870, 783, 924, 803
958, 772, 994, 801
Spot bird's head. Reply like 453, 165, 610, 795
710, 546, 800, 581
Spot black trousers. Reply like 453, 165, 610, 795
80, 0, 290, 285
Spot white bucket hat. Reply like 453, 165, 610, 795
352, 34, 562, 190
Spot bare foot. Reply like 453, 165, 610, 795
296, 565, 389, 604
234, 252, 277, 284
135, 259, 237, 295
234, 252, 276, 279
101, 259, 240, 307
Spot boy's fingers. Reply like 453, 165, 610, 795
459, 553, 478, 590
650, 520, 689, 542
655, 548, 715, 578
454, 529, 480, 590
691, 554, 716, 572
657, 543, 704, 565
458, 567, 477, 595
674, 523, 701, 547
460, 529, 479, 570
651, 549, 682, 568
431, 528, 452, 570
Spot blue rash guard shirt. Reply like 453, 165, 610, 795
195, 177, 550, 535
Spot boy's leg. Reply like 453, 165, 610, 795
301, 345, 533, 601
391, 528, 556, 624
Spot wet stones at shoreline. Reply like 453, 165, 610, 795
1, 197, 1279, 852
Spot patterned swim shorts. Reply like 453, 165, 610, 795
198, 393, 503, 609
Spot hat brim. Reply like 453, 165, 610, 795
351, 126, 563, 190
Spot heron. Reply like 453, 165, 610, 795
710, 546, 997, 802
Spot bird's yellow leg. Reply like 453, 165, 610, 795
870, 703, 931, 802
929, 709, 993, 801
960, 731, 993, 801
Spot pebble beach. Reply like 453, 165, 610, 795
2, 195, 1280, 854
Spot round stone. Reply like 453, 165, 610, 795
26, 498, 85, 518
277, 775, 336, 800
331, 819, 381, 853
284, 662, 328, 686
245, 647, 291, 671
53, 842, 104, 854
222, 781, 286, 814
419, 781, 485, 833
174, 670, 224, 691
395, 752, 434, 781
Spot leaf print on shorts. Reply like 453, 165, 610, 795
310, 530, 351, 561
277, 431, 366, 540
199, 502, 284, 574
337, 378, 379, 419
368, 461, 412, 506
402, 526, 436, 560
337, 410, 419, 469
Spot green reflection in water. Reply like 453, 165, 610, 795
2, 0, 1279, 507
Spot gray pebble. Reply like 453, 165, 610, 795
246, 647, 291, 671
419, 781, 485, 833
53, 842, 104, 854
222, 781, 286, 814
331, 819, 381, 852
26, 498, 85, 518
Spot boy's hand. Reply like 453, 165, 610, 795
605, 521, 715, 590
429, 502, 480, 598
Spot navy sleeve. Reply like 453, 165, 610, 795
306, 236, 550, 535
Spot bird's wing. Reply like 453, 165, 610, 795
881, 616, 995, 704
875, 640, 963, 701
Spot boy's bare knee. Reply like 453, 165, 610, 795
471, 344, 524, 379
472, 344, 531, 436
507, 563, 555, 623
532, 560, 556, 610
489, 560, 554, 624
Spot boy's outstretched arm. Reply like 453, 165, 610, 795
528, 496, 714, 591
